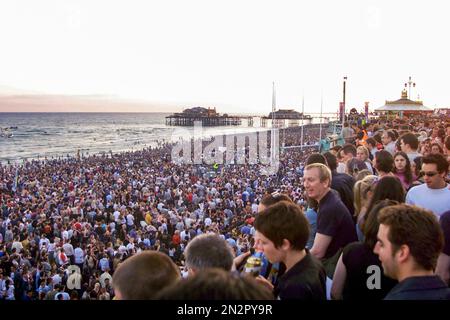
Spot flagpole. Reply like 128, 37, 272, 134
271, 82, 276, 162
319, 92, 323, 142
301, 94, 304, 150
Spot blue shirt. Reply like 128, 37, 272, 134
305, 208, 317, 249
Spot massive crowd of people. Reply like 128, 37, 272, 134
1, 114, 450, 300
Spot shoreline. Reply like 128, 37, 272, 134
0, 123, 325, 168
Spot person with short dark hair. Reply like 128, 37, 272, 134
373, 150, 394, 177
342, 122, 355, 144
306, 153, 328, 166
157, 268, 274, 300
340, 144, 357, 165
381, 130, 397, 155
112, 251, 180, 300
406, 154, 450, 219
366, 137, 378, 160
399, 132, 421, 163
254, 200, 326, 300
436, 210, 450, 285
374, 204, 450, 300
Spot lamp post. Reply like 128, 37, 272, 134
342, 76, 347, 125
405, 76, 416, 100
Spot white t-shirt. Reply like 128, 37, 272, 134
126, 214, 135, 226
406, 184, 450, 219
336, 162, 346, 174
74, 247, 84, 264
62, 243, 74, 256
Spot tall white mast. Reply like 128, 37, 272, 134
270, 82, 278, 168
301, 94, 304, 150
319, 92, 323, 142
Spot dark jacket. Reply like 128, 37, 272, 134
384, 276, 450, 300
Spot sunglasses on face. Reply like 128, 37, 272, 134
420, 171, 439, 177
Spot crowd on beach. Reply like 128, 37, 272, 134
1, 113, 450, 300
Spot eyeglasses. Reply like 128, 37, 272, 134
419, 171, 439, 177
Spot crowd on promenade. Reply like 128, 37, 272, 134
1, 114, 450, 300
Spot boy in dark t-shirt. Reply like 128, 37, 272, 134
254, 201, 326, 300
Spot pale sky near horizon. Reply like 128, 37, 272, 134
1, 0, 449, 114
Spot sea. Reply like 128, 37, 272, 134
0, 113, 275, 164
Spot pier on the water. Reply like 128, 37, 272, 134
166, 107, 318, 128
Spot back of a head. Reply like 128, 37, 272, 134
260, 193, 293, 209
112, 251, 180, 300
157, 268, 274, 300
355, 169, 372, 181
378, 204, 444, 271
323, 152, 337, 171
353, 175, 378, 215
363, 199, 399, 249
346, 158, 368, 176
445, 136, 450, 151
306, 153, 328, 166
375, 150, 394, 173
370, 176, 405, 207
341, 144, 357, 157
255, 200, 309, 251
185, 234, 234, 272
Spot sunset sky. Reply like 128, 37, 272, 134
0, 0, 449, 113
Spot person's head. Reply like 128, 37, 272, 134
254, 201, 309, 264
365, 176, 405, 220
258, 193, 293, 212
303, 163, 332, 202
112, 251, 180, 300
363, 199, 399, 250
412, 156, 423, 177
323, 152, 338, 171
373, 150, 394, 174
366, 137, 377, 150
356, 146, 369, 162
355, 169, 372, 181
184, 233, 234, 275
437, 128, 446, 143
421, 154, 449, 189
353, 175, 378, 216
340, 144, 357, 163
399, 133, 419, 153
157, 268, 274, 300
382, 130, 395, 146
430, 143, 444, 155
445, 136, 450, 154
374, 204, 444, 281
330, 146, 342, 158
346, 158, 368, 177
305, 153, 327, 166
393, 151, 413, 184
431, 125, 439, 138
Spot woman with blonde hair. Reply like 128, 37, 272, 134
353, 175, 378, 241
356, 146, 374, 174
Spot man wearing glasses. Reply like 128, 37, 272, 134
406, 154, 450, 219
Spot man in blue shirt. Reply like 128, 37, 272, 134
374, 204, 450, 300
304, 163, 357, 278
